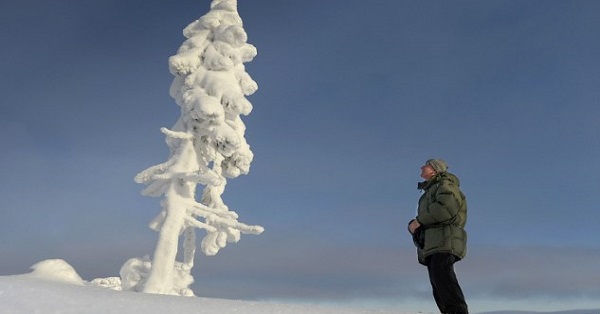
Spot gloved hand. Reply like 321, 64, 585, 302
407, 219, 415, 234
407, 219, 421, 234
407, 219, 424, 249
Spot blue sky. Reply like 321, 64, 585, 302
1, 0, 599, 312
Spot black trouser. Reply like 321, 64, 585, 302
426, 253, 468, 314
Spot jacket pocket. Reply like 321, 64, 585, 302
424, 227, 445, 250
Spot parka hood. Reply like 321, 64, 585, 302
441, 172, 461, 186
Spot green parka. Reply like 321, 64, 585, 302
416, 172, 467, 265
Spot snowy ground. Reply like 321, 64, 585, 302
0, 260, 598, 314
1, 276, 599, 314
0, 274, 414, 314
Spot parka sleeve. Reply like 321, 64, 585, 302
417, 182, 461, 227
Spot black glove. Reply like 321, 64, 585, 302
407, 219, 424, 249
412, 226, 425, 249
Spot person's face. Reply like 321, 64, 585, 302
420, 163, 437, 180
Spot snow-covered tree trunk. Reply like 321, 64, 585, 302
124, 0, 263, 296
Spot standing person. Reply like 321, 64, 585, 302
408, 159, 469, 314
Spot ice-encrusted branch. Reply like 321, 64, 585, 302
159, 127, 193, 140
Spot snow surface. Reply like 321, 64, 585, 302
1, 260, 598, 314
1, 275, 402, 314
0, 260, 411, 314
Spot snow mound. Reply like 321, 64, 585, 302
26, 259, 85, 286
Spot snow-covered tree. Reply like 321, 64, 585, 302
121, 0, 263, 296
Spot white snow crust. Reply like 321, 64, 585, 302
2, 260, 597, 314
0, 261, 414, 314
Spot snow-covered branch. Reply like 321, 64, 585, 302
160, 127, 194, 140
